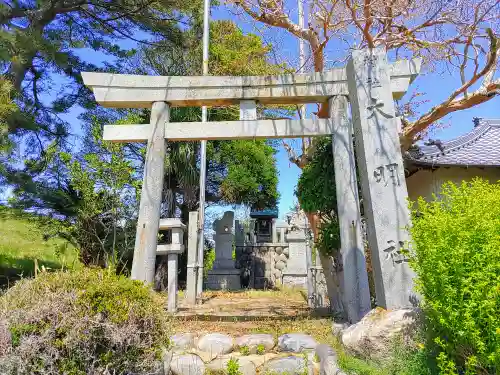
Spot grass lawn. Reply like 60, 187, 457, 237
0, 207, 80, 287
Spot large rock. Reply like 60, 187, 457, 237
235, 334, 275, 353
198, 333, 233, 356
341, 308, 419, 360
278, 333, 317, 352
170, 353, 205, 375
331, 322, 349, 338
262, 356, 306, 375
244, 353, 278, 368
207, 355, 256, 375
315, 344, 342, 375
170, 333, 196, 350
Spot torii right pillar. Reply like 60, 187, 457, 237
347, 48, 417, 309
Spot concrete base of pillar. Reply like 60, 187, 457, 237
282, 274, 307, 288
205, 268, 241, 290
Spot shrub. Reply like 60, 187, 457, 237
0, 268, 170, 374
295, 137, 340, 256
226, 358, 242, 375
240, 345, 250, 355
256, 343, 266, 355
409, 179, 500, 375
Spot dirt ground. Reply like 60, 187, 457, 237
172, 289, 334, 343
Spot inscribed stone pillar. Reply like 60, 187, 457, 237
283, 228, 308, 288
347, 48, 416, 309
330, 95, 371, 322
185, 211, 199, 305
206, 211, 241, 290
131, 102, 168, 282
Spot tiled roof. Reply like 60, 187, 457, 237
405, 119, 500, 167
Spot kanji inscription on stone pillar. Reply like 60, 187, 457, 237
347, 48, 416, 309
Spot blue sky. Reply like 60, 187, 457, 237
11, 3, 498, 217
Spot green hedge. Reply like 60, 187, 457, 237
410, 179, 500, 375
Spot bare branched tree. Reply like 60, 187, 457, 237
229, 0, 499, 154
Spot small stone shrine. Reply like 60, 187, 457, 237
250, 208, 278, 243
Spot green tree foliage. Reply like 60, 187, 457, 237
129, 20, 282, 216
0, 268, 170, 374
10, 117, 139, 269
209, 20, 285, 76
409, 179, 500, 375
0, 77, 17, 167
0, 0, 198, 183
295, 137, 340, 256
8, 19, 280, 271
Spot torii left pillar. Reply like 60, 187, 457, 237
131, 101, 169, 282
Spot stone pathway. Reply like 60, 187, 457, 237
165, 332, 346, 375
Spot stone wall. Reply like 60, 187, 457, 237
235, 244, 289, 289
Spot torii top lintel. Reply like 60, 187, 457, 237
81, 58, 421, 109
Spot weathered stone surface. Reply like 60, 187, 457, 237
235, 334, 275, 353
189, 349, 218, 363
244, 353, 278, 368
170, 354, 205, 375
198, 333, 233, 356
275, 260, 286, 270
207, 355, 256, 375
315, 344, 341, 375
331, 323, 349, 337
262, 356, 306, 375
278, 333, 317, 352
163, 349, 173, 375
277, 253, 288, 262
330, 95, 371, 323
130, 101, 168, 283
170, 333, 196, 350
341, 308, 419, 360
347, 48, 416, 309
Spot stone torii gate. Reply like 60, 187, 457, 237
82, 48, 420, 323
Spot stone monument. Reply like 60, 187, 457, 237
206, 211, 241, 290
282, 210, 309, 288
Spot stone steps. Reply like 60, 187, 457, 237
163, 333, 345, 375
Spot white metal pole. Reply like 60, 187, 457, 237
298, 0, 314, 308
196, 0, 210, 300
298, 0, 306, 120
